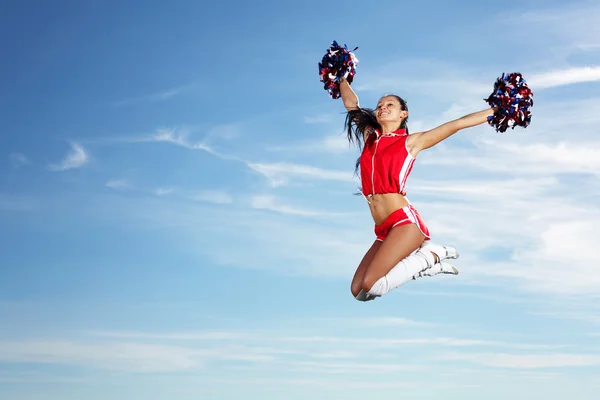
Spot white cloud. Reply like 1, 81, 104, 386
251, 195, 344, 217
576, 44, 600, 51
307, 351, 358, 359
154, 187, 176, 196
412, 177, 558, 200
528, 66, 600, 89
0, 340, 203, 373
9, 152, 31, 169
288, 360, 419, 374
515, 3, 600, 43
390, 91, 600, 297
482, 217, 600, 295
440, 352, 600, 369
303, 114, 336, 124
0, 372, 89, 383
205, 123, 240, 141
267, 134, 352, 154
112, 83, 195, 106
419, 196, 600, 297
190, 190, 233, 204
121, 128, 355, 189
205, 377, 416, 389
275, 334, 568, 351
246, 162, 354, 187
131, 127, 245, 164
47, 142, 89, 171
1, 327, 580, 379
0, 338, 282, 373
425, 139, 600, 176
357, 317, 436, 328
89, 331, 247, 340
105, 179, 135, 191
150, 128, 214, 153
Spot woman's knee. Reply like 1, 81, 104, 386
350, 282, 362, 298
360, 274, 377, 294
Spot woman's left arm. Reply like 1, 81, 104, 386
408, 107, 498, 156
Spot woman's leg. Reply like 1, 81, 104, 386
351, 240, 381, 298
351, 228, 460, 301
361, 223, 427, 295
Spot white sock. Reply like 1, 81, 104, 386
367, 249, 435, 297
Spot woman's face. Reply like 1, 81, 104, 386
376, 96, 406, 126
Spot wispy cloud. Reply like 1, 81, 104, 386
112, 83, 196, 106
295, 316, 437, 328
149, 128, 214, 153
0, 372, 90, 384
576, 43, 600, 51
199, 377, 417, 389
9, 152, 31, 169
89, 331, 246, 340
110, 127, 355, 189
0, 328, 581, 377
422, 139, 600, 176
154, 187, 176, 196
189, 190, 233, 204
408, 184, 600, 297
412, 177, 558, 200
440, 352, 600, 369
246, 162, 354, 187
131, 128, 243, 163
0, 340, 203, 373
303, 114, 337, 124
251, 195, 342, 217
528, 66, 600, 89
287, 360, 420, 374
278, 336, 566, 351
528, 308, 600, 328
266, 134, 352, 154
47, 142, 89, 171
515, 2, 600, 42
105, 179, 135, 191
361, 317, 436, 327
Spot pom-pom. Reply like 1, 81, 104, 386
318, 40, 359, 99
484, 72, 534, 133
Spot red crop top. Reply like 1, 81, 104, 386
359, 128, 415, 197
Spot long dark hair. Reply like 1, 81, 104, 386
343, 94, 409, 173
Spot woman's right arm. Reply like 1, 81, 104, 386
339, 76, 360, 111
340, 77, 373, 143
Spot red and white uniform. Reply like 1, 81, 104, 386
359, 128, 430, 241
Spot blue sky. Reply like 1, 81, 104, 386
2, 0, 600, 399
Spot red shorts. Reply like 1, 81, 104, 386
374, 205, 430, 241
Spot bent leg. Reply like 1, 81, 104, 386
362, 223, 431, 296
351, 240, 381, 299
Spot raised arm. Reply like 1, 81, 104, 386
339, 76, 375, 144
339, 76, 360, 111
408, 107, 498, 156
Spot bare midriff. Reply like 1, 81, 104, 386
367, 193, 410, 226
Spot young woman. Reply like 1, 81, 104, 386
339, 76, 498, 302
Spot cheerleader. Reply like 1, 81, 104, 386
319, 42, 532, 301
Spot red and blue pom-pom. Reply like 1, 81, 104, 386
485, 72, 534, 133
318, 41, 359, 99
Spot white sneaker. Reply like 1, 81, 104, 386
420, 241, 459, 262
414, 261, 459, 279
